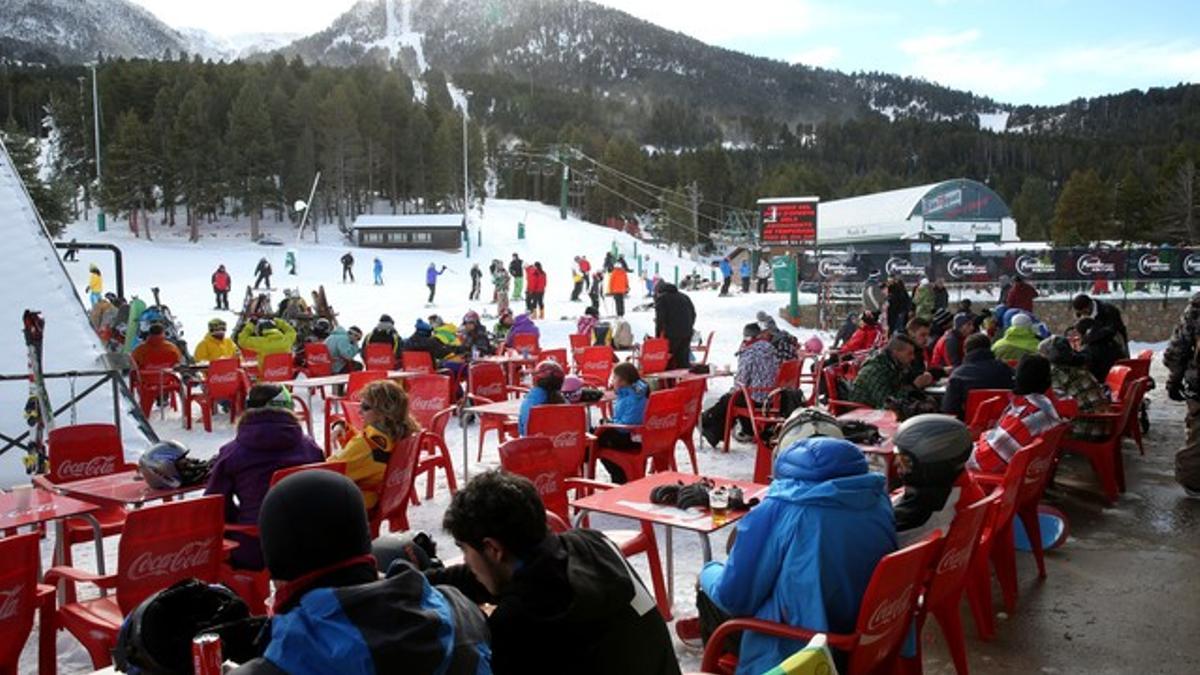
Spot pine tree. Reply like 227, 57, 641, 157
174, 80, 220, 242
1113, 166, 1152, 242
1052, 169, 1110, 245
318, 82, 362, 230
227, 78, 277, 240
428, 115, 456, 209
1158, 152, 1198, 242
1, 126, 71, 236
1011, 177, 1055, 241
99, 110, 156, 239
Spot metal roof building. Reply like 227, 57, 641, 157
351, 213, 464, 250
817, 178, 1018, 247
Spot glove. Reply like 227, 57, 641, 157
1167, 380, 1185, 402
649, 482, 683, 506
676, 481, 712, 510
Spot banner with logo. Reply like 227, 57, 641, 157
1010, 251, 1059, 280
883, 255, 930, 280
941, 253, 994, 282
812, 256, 865, 282
1128, 248, 1178, 279
1067, 249, 1124, 280
1181, 249, 1200, 278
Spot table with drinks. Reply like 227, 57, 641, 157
836, 408, 900, 479
569, 471, 768, 607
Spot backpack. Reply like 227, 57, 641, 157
612, 319, 634, 350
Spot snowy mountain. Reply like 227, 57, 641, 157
0, 0, 191, 63
177, 28, 302, 62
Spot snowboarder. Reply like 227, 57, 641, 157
509, 253, 524, 300
341, 252, 355, 283
719, 257, 733, 296
211, 265, 231, 310
63, 238, 79, 262
426, 262, 447, 304
739, 259, 752, 293
285, 249, 297, 276
756, 256, 772, 293
254, 258, 272, 290
469, 263, 482, 301
373, 257, 383, 285
86, 264, 103, 307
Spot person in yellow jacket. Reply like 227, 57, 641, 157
237, 317, 297, 359
329, 380, 420, 509
194, 318, 240, 363
87, 264, 103, 307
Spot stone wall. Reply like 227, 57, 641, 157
778, 295, 1188, 343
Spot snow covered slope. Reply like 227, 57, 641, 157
0, 138, 149, 488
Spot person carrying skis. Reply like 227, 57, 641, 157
373, 257, 384, 285
739, 259, 752, 294
341, 252, 355, 282
756, 255, 772, 293
254, 258, 272, 290
469, 263, 482, 301
87, 264, 103, 307
509, 253, 524, 300
426, 262, 447, 304
212, 265, 231, 310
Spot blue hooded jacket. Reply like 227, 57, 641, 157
427, 264, 444, 285
517, 386, 550, 436
324, 327, 361, 374
719, 259, 733, 279
373, 258, 383, 273
739, 261, 750, 277
610, 380, 649, 425
699, 438, 897, 675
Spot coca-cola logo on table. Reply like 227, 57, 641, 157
532, 471, 559, 497
945, 257, 989, 279
57, 456, 117, 480
817, 259, 858, 278
1014, 255, 1055, 277
1075, 254, 1115, 276
127, 540, 215, 581
884, 257, 926, 278
0, 585, 22, 621
866, 583, 915, 632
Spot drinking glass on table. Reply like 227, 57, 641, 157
710, 486, 730, 526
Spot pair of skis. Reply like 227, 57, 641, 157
22, 310, 52, 474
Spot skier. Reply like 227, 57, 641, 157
285, 249, 297, 276
373, 257, 384, 285
509, 253, 524, 300
490, 260, 511, 315
608, 262, 629, 318
570, 258, 584, 302
589, 271, 604, 312
87, 264, 103, 307
528, 262, 548, 319
524, 264, 535, 313
211, 265, 231, 310
579, 255, 592, 291
469, 263, 482, 301
254, 258, 272, 290
426, 262, 447, 304
719, 257, 733, 296
341, 252, 355, 282
739, 259, 752, 294
63, 238, 78, 262
756, 256, 772, 293
603, 251, 615, 273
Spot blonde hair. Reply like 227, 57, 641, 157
358, 380, 419, 440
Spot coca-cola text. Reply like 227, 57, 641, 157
866, 584, 914, 631
57, 455, 117, 480
127, 540, 215, 581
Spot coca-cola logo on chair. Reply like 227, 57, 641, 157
57, 456, 117, 480
549, 431, 580, 449
0, 585, 22, 621
532, 471, 559, 497
127, 540, 215, 582
644, 413, 679, 432
866, 583, 914, 632
936, 543, 973, 575
410, 397, 442, 412
475, 382, 504, 398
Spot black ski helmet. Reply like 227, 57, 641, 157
259, 471, 372, 582
892, 414, 972, 485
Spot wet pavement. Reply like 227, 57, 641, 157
920, 364, 1200, 674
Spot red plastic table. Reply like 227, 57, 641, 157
642, 366, 734, 387
476, 353, 537, 384
2, 486, 108, 609
837, 408, 899, 479
51, 469, 197, 509
569, 471, 769, 606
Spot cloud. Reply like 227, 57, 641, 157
899, 29, 980, 56
791, 46, 840, 67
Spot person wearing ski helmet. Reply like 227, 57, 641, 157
459, 310, 494, 357
237, 317, 297, 363
211, 264, 232, 310
517, 360, 566, 435
891, 414, 986, 545
329, 380, 420, 509
253, 257, 272, 290
310, 317, 333, 343
194, 318, 239, 363
239, 471, 492, 674
492, 308, 514, 344
561, 375, 584, 404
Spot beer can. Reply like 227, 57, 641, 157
192, 633, 222, 675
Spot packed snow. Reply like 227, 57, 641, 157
977, 110, 1010, 133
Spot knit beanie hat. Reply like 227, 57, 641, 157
246, 384, 293, 411
1013, 354, 1052, 395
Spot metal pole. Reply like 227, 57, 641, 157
559, 149, 568, 220
689, 181, 700, 250
296, 172, 321, 244
463, 107, 470, 258
91, 64, 105, 232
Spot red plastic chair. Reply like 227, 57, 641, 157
674, 378, 706, 474
745, 387, 789, 484
540, 348, 569, 368
401, 350, 436, 374
0, 533, 54, 675
302, 342, 333, 378
38, 424, 132, 596
964, 447, 1031, 640
966, 395, 1008, 439
408, 374, 458, 500
701, 536, 941, 675
692, 331, 715, 365
723, 360, 806, 452
638, 338, 671, 375
1058, 378, 1145, 504
323, 369, 387, 454
499, 437, 672, 619
1108, 364, 1149, 454
963, 389, 1012, 424
183, 358, 249, 432
909, 493, 999, 675
820, 364, 870, 417
468, 362, 519, 461
569, 333, 591, 364
369, 435, 423, 536
46, 496, 226, 669
258, 353, 312, 435
591, 388, 687, 482
577, 345, 615, 386
131, 363, 184, 418
511, 332, 540, 355
365, 342, 396, 371
526, 404, 589, 477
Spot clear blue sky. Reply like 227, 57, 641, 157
135, 0, 1200, 106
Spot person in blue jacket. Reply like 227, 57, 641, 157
697, 437, 898, 674
236, 470, 492, 675
324, 325, 363, 374
739, 259, 751, 294
426, 262, 448, 303
373, 257, 384, 285
517, 360, 566, 435
719, 257, 733, 296
595, 362, 649, 483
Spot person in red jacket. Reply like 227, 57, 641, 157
1004, 274, 1038, 313
579, 255, 592, 292
211, 265, 231, 310
527, 262, 548, 319
839, 311, 883, 354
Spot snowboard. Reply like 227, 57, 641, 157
122, 297, 147, 353
1013, 504, 1069, 552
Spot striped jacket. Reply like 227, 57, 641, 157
968, 393, 1060, 474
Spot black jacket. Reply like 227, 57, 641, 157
405, 329, 451, 361
508, 258, 523, 277
1092, 300, 1129, 355
341, 253, 354, 267
367, 323, 403, 357
941, 348, 1015, 418
1081, 327, 1125, 382
427, 529, 680, 675
653, 284, 696, 342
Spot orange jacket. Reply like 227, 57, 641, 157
608, 267, 629, 295
132, 334, 183, 370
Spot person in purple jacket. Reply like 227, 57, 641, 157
204, 383, 324, 570
502, 312, 541, 350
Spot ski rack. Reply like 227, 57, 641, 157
54, 241, 126, 299
0, 352, 159, 459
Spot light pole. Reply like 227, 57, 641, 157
462, 98, 471, 258
91, 64, 105, 232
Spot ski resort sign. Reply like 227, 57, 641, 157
758, 197, 819, 247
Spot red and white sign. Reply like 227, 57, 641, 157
759, 197, 819, 246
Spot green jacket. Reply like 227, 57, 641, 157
848, 350, 906, 409
991, 325, 1040, 362
237, 318, 297, 356
913, 285, 935, 321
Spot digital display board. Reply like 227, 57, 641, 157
759, 197, 819, 246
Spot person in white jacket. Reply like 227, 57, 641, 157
755, 257, 772, 293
